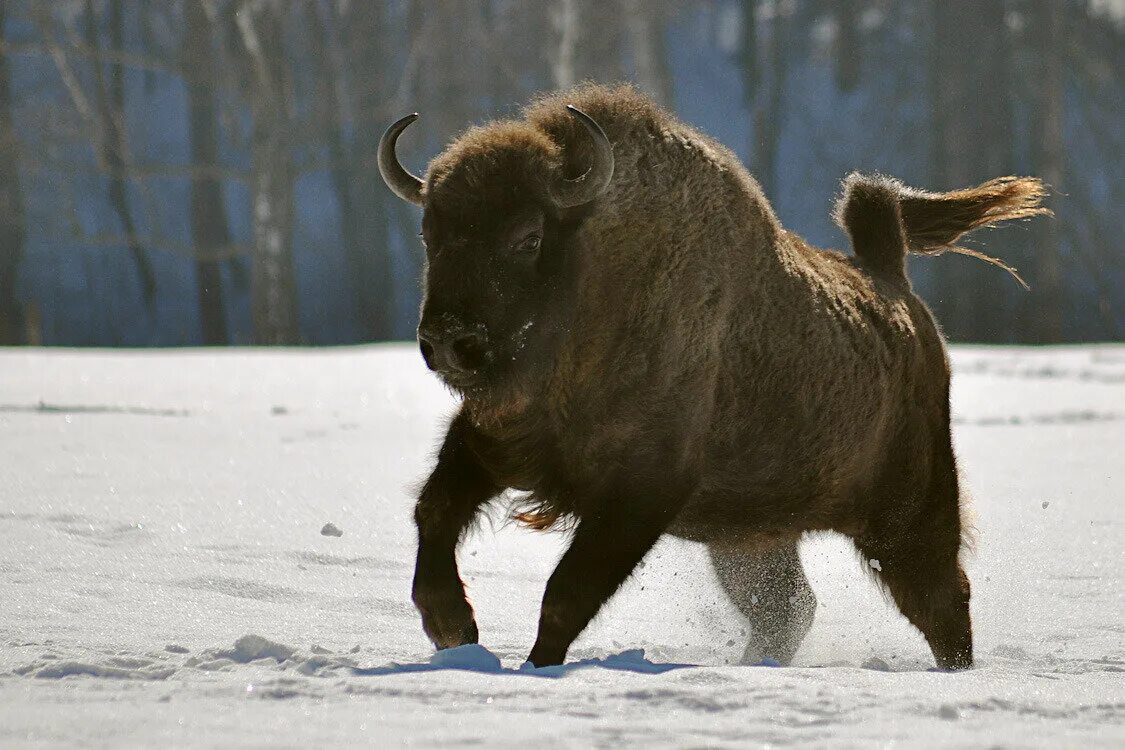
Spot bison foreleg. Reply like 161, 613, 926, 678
526, 497, 677, 667
412, 411, 501, 650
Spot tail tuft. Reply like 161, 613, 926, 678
833, 173, 910, 277
834, 173, 1051, 287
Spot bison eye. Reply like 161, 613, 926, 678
514, 234, 542, 255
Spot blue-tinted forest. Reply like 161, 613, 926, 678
0, 0, 1121, 346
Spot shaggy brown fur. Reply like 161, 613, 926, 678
387, 84, 1047, 670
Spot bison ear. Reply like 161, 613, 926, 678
378, 113, 425, 205
549, 106, 614, 209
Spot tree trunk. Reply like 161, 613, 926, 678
236, 2, 299, 345
1028, 0, 1065, 343
738, 0, 759, 100
249, 149, 297, 345
0, 0, 26, 344
334, 0, 396, 340
929, 0, 1014, 341
424, 1, 485, 141
85, 0, 156, 304
552, 0, 579, 88
185, 0, 229, 345
835, 0, 860, 91
553, 0, 624, 87
624, 0, 673, 107
483, 1, 520, 113
576, 0, 624, 82
753, 2, 788, 201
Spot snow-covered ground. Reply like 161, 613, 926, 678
1, 344, 1122, 748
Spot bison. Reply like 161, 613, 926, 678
377, 84, 1047, 670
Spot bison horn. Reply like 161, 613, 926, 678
550, 105, 614, 208
378, 113, 425, 205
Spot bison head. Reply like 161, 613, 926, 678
378, 106, 613, 397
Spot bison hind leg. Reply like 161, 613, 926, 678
856, 468, 973, 669
855, 418, 973, 670
707, 538, 816, 666
858, 542, 973, 671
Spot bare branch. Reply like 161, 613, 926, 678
18, 151, 249, 182
64, 230, 249, 262
0, 37, 180, 76
31, 1, 93, 124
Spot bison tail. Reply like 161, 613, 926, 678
832, 173, 1050, 287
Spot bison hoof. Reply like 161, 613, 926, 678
414, 586, 479, 650
526, 642, 566, 668
431, 619, 479, 651
935, 652, 973, 671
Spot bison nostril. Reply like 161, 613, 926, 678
418, 337, 437, 370
449, 333, 487, 372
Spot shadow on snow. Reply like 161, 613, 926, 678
351, 644, 698, 679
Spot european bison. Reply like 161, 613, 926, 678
378, 84, 1047, 669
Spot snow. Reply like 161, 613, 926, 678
1, 343, 1122, 747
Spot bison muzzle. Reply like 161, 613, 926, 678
378, 84, 1048, 669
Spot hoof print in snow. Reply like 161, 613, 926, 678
320, 523, 343, 537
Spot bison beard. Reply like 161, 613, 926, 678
380, 85, 1049, 669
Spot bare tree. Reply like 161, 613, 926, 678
928, 0, 1015, 341
835, 0, 860, 92
84, 0, 156, 304
1028, 0, 1065, 342
1061, 3, 1123, 338
185, 0, 230, 345
0, 0, 26, 344
552, 0, 579, 88
314, 0, 398, 340
738, 0, 759, 97
753, 1, 789, 201
421, 1, 489, 141
552, 0, 625, 88
576, 0, 624, 82
482, 0, 520, 112
623, 0, 674, 107
234, 0, 299, 345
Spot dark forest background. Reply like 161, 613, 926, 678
0, 0, 1121, 346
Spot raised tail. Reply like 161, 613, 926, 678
833, 173, 1050, 286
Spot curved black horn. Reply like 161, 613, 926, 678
378, 113, 424, 205
550, 105, 614, 209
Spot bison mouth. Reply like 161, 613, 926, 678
431, 352, 504, 393
431, 345, 541, 400
438, 370, 485, 391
